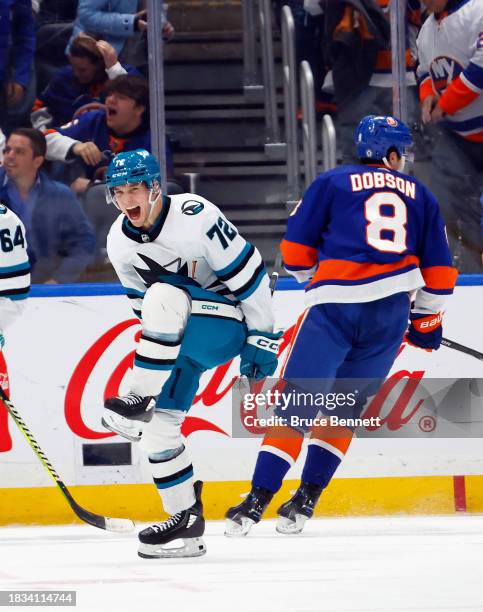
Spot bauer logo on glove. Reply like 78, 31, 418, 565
406, 312, 443, 351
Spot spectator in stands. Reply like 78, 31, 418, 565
0, 128, 95, 283
417, 0, 482, 272
45, 74, 173, 194
0, 0, 36, 133
273, 0, 336, 117
32, 34, 139, 128
67, 0, 174, 65
323, 0, 421, 163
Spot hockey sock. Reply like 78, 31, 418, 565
132, 332, 181, 396
148, 445, 196, 515
252, 426, 304, 493
301, 432, 353, 487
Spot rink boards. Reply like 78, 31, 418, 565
0, 278, 482, 525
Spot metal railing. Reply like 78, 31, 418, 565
390, 0, 408, 122
322, 114, 336, 171
258, 0, 285, 155
300, 60, 317, 188
281, 4, 299, 202
242, 0, 263, 102
147, 0, 167, 192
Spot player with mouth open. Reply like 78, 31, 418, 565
102, 149, 282, 558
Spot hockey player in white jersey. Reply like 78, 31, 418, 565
101, 149, 281, 558
0, 203, 30, 349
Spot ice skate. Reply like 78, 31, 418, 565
138, 481, 206, 558
102, 393, 155, 442
225, 487, 274, 537
276, 483, 324, 534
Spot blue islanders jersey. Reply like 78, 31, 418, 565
281, 164, 458, 314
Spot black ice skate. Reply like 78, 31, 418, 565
101, 393, 155, 442
138, 481, 206, 559
276, 482, 324, 534
224, 487, 274, 537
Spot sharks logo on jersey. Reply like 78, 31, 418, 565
181, 200, 204, 216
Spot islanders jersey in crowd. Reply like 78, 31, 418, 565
417, 0, 483, 141
281, 164, 458, 314
107, 193, 274, 333
45, 110, 173, 178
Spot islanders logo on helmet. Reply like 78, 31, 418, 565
355, 115, 413, 162
105, 149, 162, 208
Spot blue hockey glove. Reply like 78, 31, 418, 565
0, 331, 4, 351
406, 312, 443, 351
240, 330, 283, 380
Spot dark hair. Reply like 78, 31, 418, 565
105, 75, 150, 111
10, 128, 47, 158
69, 33, 103, 65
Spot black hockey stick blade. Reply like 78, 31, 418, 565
441, 337, 483, 361
0, 387, 135, 533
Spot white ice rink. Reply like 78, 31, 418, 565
1, 516, 483, 612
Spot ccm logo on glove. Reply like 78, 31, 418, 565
247, 336, 280, 353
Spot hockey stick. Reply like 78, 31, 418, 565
441, 337, 483, 361
0, 386, 135, 533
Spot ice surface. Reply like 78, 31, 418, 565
1, 516, 482, 612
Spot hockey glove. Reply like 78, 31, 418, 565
406, 312, 443, 351
0, 331, 4, 351
240, 330, 283, 380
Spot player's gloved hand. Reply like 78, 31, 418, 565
406, 312, 443, 351
240, 330, 283, 380
0, 331, 4, 351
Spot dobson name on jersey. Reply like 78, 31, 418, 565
281, 164, 458, 312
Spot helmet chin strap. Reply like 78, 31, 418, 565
148, 180, 162, 208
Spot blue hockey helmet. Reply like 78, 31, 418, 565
105, 149, 161, 207
354, 115, 414, 163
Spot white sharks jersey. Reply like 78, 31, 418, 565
416, 0, 483, 140
107, 193, 275, 333
0, 203, 30, 331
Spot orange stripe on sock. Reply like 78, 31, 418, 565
310, 425, 354, 455
263, 426, 304, 461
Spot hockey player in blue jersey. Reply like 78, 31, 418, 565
100, 149, 282, 558
225, 115, 458, 536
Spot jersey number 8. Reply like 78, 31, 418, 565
364, 192, 407, 254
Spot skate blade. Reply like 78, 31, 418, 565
138, 537, 207, 559
101, 411, 143, 442
276, 514, 308, 535
224, 517, 255, 537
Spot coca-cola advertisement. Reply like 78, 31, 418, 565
1, 286, 483, 490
